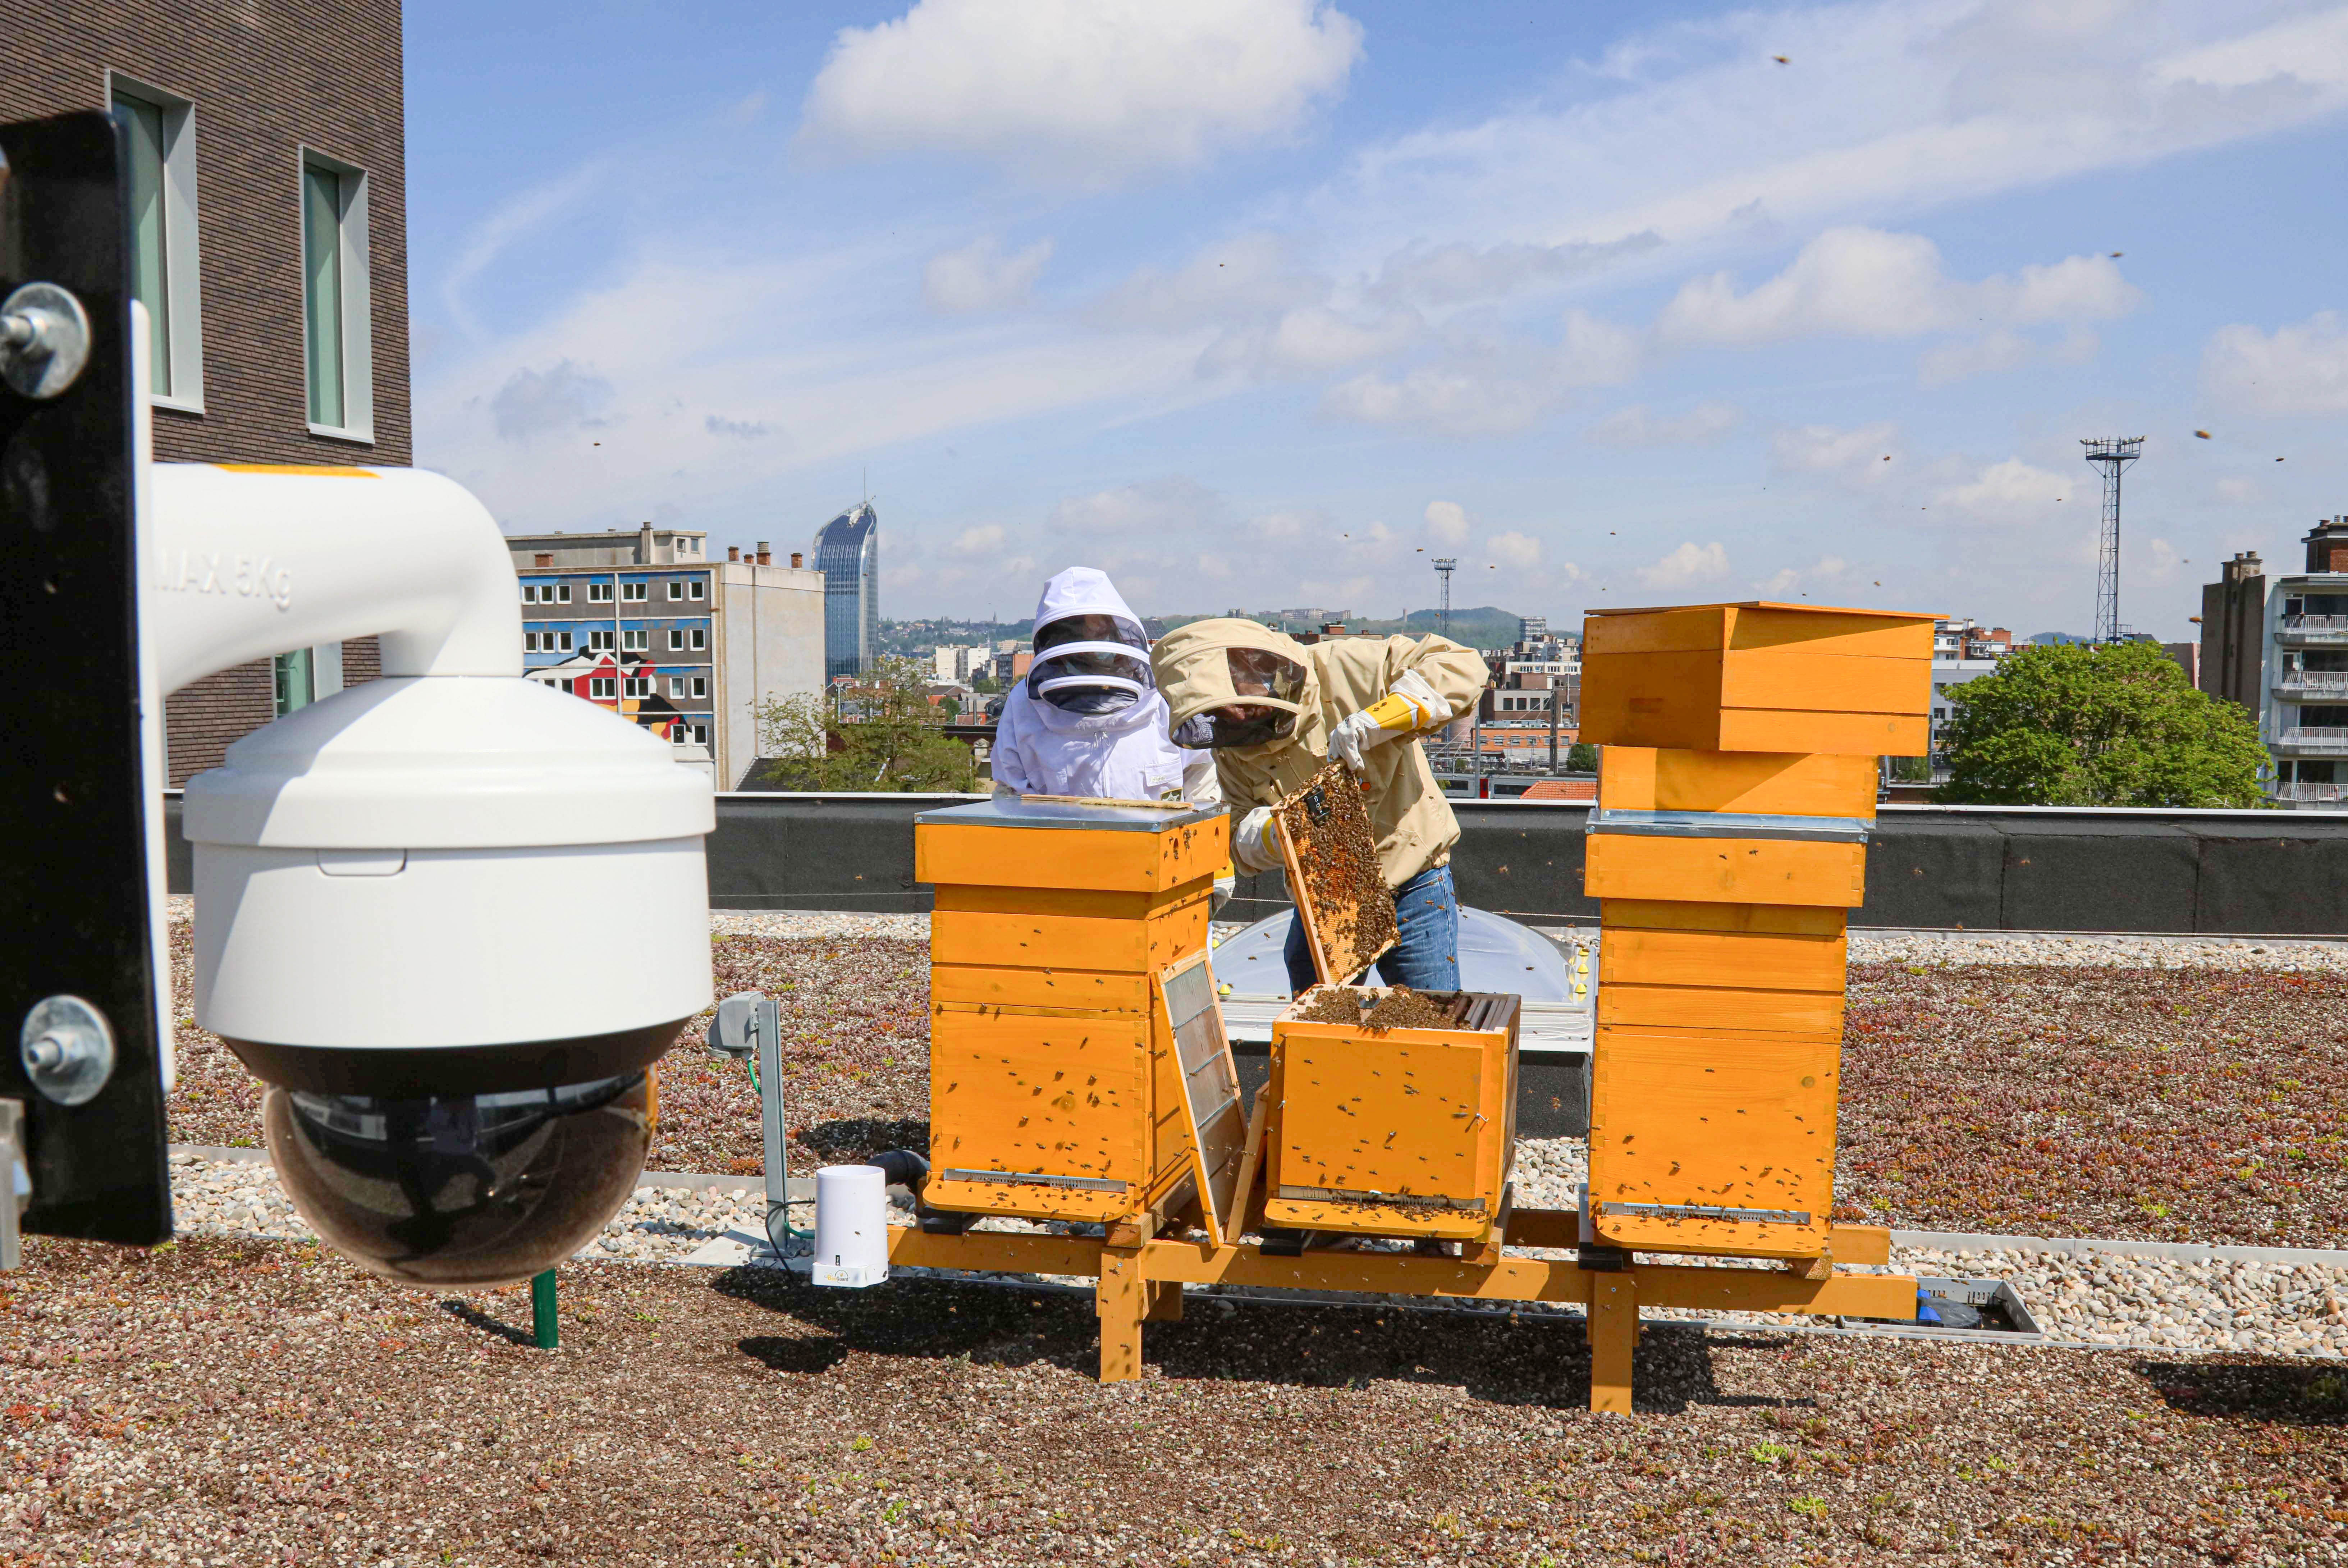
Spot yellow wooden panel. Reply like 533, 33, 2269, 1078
1718, 650, 1931, 718
1716, 708, 1930, 757
1583, 834, 1867, 907
1580, 604, 1730, 657
1598, 981, 1846, 1036
1599, 926, 1848, 991
932, 892, 1207, 974
930, 963, 1151, 1013
931, 883, 1188, 920
916, 816, 1229, 893
1600, 899, 1847, 938
929, 1010, 1148, 1192
919, 1176, 1133, 1226
1576, 652, 1724, 749
1588, 1027, 1838, 1258
1724, 605, 1936, 659
1598, 748, 1880, 818
1263, 1012, 1515, 1238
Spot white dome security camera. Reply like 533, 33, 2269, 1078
144, 449, 714, 1286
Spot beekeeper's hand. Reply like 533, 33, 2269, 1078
1213, 861, 1237, 909
1231, 806, 1283, 873
992, 781, 1021, 799
1327, 668, 1448, 773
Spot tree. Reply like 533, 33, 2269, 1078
1935, 640, 2266, 807
1565, 742, 1600, 773
750, 655, 979, 792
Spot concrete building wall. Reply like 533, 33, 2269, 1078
716, 562, 825, 788
6, 0, 409, 785
2200, 552, 2267, 714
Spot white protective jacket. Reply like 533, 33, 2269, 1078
991, 568, 1219, 805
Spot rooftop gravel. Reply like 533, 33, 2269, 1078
165, 923, 2348, 1245
4, 1236, 2346, 1567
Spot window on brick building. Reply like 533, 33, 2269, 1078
589, 677, 616, 699
622, 676, 653, 699
689, 580, 705, 600
299, 150, 372, 440
668, 581, 683, 601
667, 628, 684, 651
557, 584, 572, 603
588, 630, 614, 651
622, 581, 647, 602
621, 629, 647, 652
691, 676, 707, 699
588, 582, 612, 603
690, 628, 706, 650
109, 77, 203, 409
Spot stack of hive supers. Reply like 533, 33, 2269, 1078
1576, 603, 1934, 1262
911, 796, 1230, 1228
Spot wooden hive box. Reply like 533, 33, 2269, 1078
1579, 602, 1934, 756
1263, 988, 1519, 1241
914, 796, 1229, 1225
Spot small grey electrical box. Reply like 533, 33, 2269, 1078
709, 991, 768, 1057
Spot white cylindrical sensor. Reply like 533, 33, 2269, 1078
812, 1164, 891, 1288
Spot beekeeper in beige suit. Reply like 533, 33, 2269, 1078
1153, 619, 1487, 996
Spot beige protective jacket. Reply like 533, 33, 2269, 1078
1153, 620, 1489, 887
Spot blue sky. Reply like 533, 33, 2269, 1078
405, 0, 2348, 638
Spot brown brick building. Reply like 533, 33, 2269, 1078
2, 0, 410, 783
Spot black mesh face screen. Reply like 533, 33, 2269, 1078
0, 111, 173, 1245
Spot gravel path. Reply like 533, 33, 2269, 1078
163, 1145, 2348, 1364
7, 1233, 2348, 1567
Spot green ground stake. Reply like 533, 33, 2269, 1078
531, 1269, 559, 1349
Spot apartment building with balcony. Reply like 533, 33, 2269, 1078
2196, 519, 2348, 806
506, 526, 823, 788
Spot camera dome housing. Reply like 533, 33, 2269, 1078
183, 674, 714, 1284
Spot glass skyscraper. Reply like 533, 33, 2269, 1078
813, 502, 879, 681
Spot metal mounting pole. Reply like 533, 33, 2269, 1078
531, 1269, 558, 1348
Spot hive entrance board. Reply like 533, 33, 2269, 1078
1157, 950, 1246, 1236
1274, 762, 1397, 987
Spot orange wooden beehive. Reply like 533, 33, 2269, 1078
1580, 601, 1932, 1261
914, 796, 1229, 1225
1263, 988, 1519, 1242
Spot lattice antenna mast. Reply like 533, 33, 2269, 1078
2081, 437, 2144, 643
1433, 558, 1457, 636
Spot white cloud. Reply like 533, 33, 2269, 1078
1488, 531, 1543, 569
1656, 228, 2139, 349
1424, 500, 1470, 544
1320, 309, 1642, 437
2203, 310, 2348, 414
950, 524, 1005, 556
1770, 421, 1900, 475
1757, 555, 1849, 597
924, 236, 1054, 313
488, 360, 613, 441
1324, 364, 1556, 437
1369, 232, 1663, 307
1639, 541, 1729, 588
1932, 458, 2072, 527
1090, 234, 1325, 332
798, 0, 1364, 187
1584, 401, 1743, 448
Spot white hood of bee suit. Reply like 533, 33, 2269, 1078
1033, 566, 1144, 646
991, 568, 1209, 801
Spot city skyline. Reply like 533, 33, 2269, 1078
407, 1, 2348, 640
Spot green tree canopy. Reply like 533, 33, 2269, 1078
1935, 640, 2266, 808
750, 655, 979, 792
1565, 741, 1600, 773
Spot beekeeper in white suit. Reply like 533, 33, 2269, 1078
991, 567, 1220, 808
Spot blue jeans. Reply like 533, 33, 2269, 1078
1284, 863, 1461, 995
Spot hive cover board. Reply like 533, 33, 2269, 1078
1157, 950, 1246, 1236
1274, 762, 1397, 986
